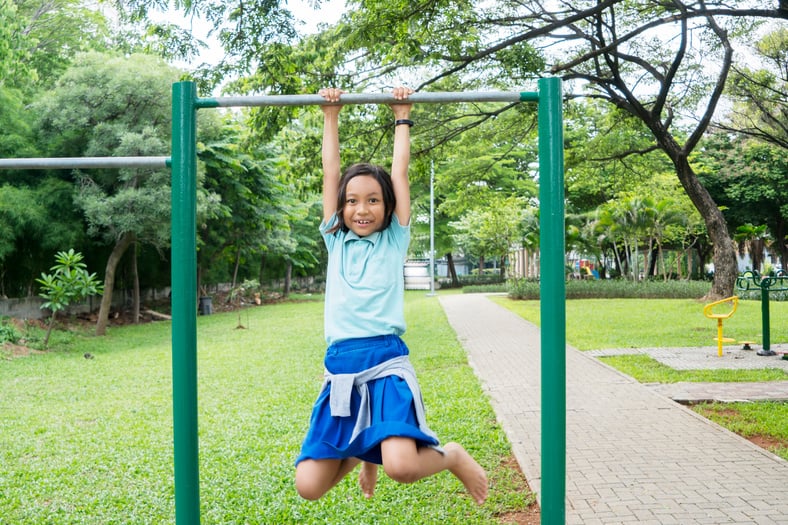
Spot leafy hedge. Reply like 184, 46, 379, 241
507, 278, 713, 300
440, 274, 506, 289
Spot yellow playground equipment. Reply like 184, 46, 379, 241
703, 296, 739, 357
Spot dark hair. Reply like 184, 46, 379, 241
327, 162, 397, 234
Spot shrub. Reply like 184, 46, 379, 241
462, 283, 509, 294
36, 249, 103, 348
507, 278, 712, 300
0, 322, 20, 344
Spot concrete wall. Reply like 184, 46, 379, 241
0, 288, 171, 320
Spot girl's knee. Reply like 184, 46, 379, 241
295, 475, 326, 500
295, 465, 328, 500
381, 437, 423, 483
382, 458, 420, 484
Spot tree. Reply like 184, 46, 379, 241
0, 87, 38, 159
232, 1, 786, 299
707, 26, 788, 270
733, 223, 769, 272
646, 197, 689, 280
699, 132, 788, 270
410, 94, 538, 285
505, 2, 784, 297
33, 52, 183, 335
36, 249, 103, 348
76, 1, 788, 298
617, 197, 651, 281
8, 0, 114, 91
563, 100, 675, 213
0, 178, 86, 297
451, 195, 526, 279
197, 111, 309, 293
0, 186, 45, 294
102, 0, 300, 94
0, 0, 34, 89
718, 27, 788, 148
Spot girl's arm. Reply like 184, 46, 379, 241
320, 88, 344, 224
390, 86, 414, 226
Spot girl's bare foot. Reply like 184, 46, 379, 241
358, 461, 378, 499
444, 442, 488, 505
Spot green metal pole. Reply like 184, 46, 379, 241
171, 80, 201, 525
538, 76, 566, 525
760, 288, 772, 353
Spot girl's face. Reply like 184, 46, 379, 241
343, 175, 387, 237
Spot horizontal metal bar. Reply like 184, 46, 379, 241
0, 156, 171, 170
198, 91, 538, 108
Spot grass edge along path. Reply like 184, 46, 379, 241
0, 292, 535, 524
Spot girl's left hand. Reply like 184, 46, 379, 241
391, 86, 414, 119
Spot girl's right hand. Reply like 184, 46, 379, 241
319, 88, 344, 114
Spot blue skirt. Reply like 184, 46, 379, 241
295, 335, 440, 465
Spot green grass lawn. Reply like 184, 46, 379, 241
0, 293, 533, 524
490, 296, 788, 350
597, 354, 788, 383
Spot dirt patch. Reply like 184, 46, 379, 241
1, 342, 45, 359
499, 506, 541, 525
495, 455, 541, 524
746, 434, 788, 454
698, 406, 739, 418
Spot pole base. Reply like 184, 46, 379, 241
757, 349, 777, 356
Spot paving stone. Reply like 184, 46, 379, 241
439, 294, 788, 524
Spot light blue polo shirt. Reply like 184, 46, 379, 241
321, 213, 410, 345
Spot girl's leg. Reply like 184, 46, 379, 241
380, 437, 488, 505
358, 461, 378, 499
295, 457, 361, 500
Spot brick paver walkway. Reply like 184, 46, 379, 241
439, 293, 788, 524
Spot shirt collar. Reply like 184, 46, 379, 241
344, 229, 381, 245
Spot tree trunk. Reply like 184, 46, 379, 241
446, 252, 459, 287
669, 154, 737, 298
675, 250, 683, 280
95, 232, 135, 336
647, 245, 658, 278
658, 243, 668, 281
691, 238, 713, 280
43, 311, 57, 348
284, 260, 292, 298
258, 254, 267, 285
773, 219, 788, 271
132, 241, 140, 324
611, 245, 621, 278
231, 247, 241, 289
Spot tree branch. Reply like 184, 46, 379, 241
685, 3, 732, 153
651, 1, 689, 120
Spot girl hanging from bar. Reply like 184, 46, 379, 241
294, 86, 488, 505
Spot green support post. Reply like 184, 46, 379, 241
171, 80, 201, 525
538, 76, 566, 525
761, 290, 771, 353
736, 270, 788, 356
